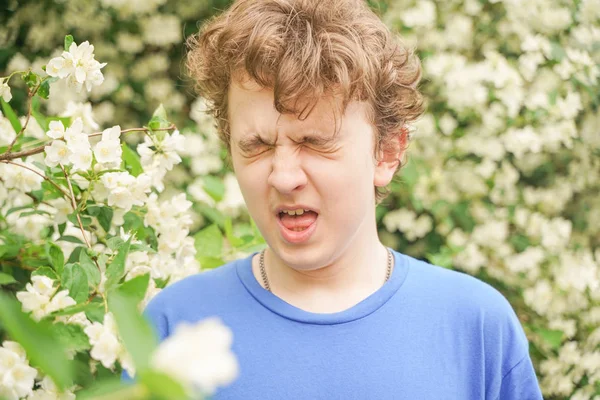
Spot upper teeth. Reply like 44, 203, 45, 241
282, 209, 307, 216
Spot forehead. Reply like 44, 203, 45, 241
227, 77, 372, 139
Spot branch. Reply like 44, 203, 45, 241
0, 124, 176, 162
60, 164, 92, 250
0, 160, 71, 198
6, 83, 39, 153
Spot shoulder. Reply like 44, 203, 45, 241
400, 252, 512, 313
142, 256, 251, 335
399, 253, 528, 343
399, 252, 530, 367
150, 258, 243, 306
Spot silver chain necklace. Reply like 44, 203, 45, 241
259, 248, 393, 292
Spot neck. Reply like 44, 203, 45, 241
255, 227, 392, 312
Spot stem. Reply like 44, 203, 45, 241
0, 124, 176, 162
0, 70, 27, 83
60, 164, 92, 249
0, 160, 71, 198
6, 83, 39, 153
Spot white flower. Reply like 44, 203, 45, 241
93, 126, 122, 165
46, 121, 66, 140
27, 375, 76, 400
0, 80, 12, 102
68, 146, 93, 172
0, 341, 38, 400
46, 41, 107, 93
142, 14, 182, 47
400, 1, 436, 28
150, 317, 238, 396
84, 313, 132, 372
61, 102, 99, 131
63, 118, 88, 146
97, 171, 149, 212
45, 290, 76, 315
44, 140, 71, 168
0, 113, 17, 146
0, 161, 44, 193
16, 276, 76, 321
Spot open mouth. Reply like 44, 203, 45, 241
278, 209, 319, 231
276, 208, 319, 243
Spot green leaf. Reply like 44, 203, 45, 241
426, 247, 454, 269
1, 98, 23, 133
535, 327, 564, 350
85, 300, 106, 323
32, 106, 49, 131
121, 143, 143, 177
131, 242, 155, 253
116, 273, 150, 306
46, 242, 65, 276
32, 266, 59, 281
104, 237, 132, 291
148, 104, 170, 134
197, 204, 225, 228
198, 256, 225, 270
53, 322, 91, 353
58, 235, 85, 245
67, 212, 92, 228
0, 272, 17, 285
98, 207, 114, 232
0, 292, 74, 390
64, 34, 74, 51
139, 370, 189, 400
37, 79, 51, 99
88, 205, 114, 232
76, 377, 141, 400
194, 224, 223, 258
61, 263, 89, 304
224, 218, 244, 247
22, 70, 39, 89
6, 204, 34, 217
108, 290, 158, 373
203, 175, 225, 202
50, 301, 102, 318
79, 250, 101, 287
107, 236, 125, 251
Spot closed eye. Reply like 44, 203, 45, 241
237, 134, 274, 157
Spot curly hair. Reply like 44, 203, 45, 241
186, 0, 424, 201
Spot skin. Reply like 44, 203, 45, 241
228, 77, 402, 313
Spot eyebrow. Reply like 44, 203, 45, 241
236, 131, 338, 153
237, 134, 272, 153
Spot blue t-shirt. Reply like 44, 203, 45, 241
126, 250, 543, 399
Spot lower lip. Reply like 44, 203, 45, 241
276, 215, 318, 244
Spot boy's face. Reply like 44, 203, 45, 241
228, 78, 397, 270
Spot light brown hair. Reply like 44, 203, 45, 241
186, 0, 424, 201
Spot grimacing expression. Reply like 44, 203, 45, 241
228, 78, 398, 271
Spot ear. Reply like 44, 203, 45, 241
373, 128, 407, 187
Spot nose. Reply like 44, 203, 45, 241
267, 147, 308, 194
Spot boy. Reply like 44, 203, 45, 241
142, 0, 544, 398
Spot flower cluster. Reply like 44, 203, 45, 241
15, 276, 76, 321
382, 1, 600, 398
150, 317, 238, 396
0, 341, 38, 400
92, 171, 152, 214
83, 312, 135, 377
44, 118, 93, 171
46, 41, 106, 93
137, 130, 185, 192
